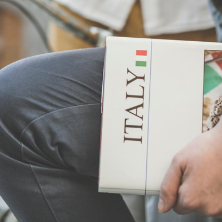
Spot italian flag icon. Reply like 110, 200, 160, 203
136, 50, 147, 67
204, 51, 222, 95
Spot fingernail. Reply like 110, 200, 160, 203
158, 198, 165, 213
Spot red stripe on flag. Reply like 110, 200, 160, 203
216, 58, 222, 71
136, 50, 147, 56
212, 51, 222, 59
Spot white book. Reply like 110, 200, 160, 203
99, 36, 222, 195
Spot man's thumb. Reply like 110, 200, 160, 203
158, 155, 183, 213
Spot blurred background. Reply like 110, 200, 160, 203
0, 0, 220, 221
0, 0, 218, 70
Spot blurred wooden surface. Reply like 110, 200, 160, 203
0, 8, 23, 69
49, 0, 217, 51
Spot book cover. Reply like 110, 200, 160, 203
99, 37, 222, 195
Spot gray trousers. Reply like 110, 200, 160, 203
0, 48, 135, 222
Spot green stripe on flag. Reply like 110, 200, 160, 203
136, 61, 146, 67
204, 64, 222, 94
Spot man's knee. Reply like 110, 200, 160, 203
0, 48, 105, 167
0, 57, 39, 140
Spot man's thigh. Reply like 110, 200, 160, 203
0, 48, 135, 222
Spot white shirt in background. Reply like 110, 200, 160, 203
55, 0, 214, 35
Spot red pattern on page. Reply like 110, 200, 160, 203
212, 51, 222, 59
216, 59, 222, 70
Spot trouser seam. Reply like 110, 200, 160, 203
19, 103, 100, 142
30, 164, 59, 222
19, 103, 100, 161
18, 103, 101, 221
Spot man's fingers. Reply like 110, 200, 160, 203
173, 200, 193, 215
173, 185, 193, 215
158, 154, 185, 213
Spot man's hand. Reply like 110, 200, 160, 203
158, 121, 222, 217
